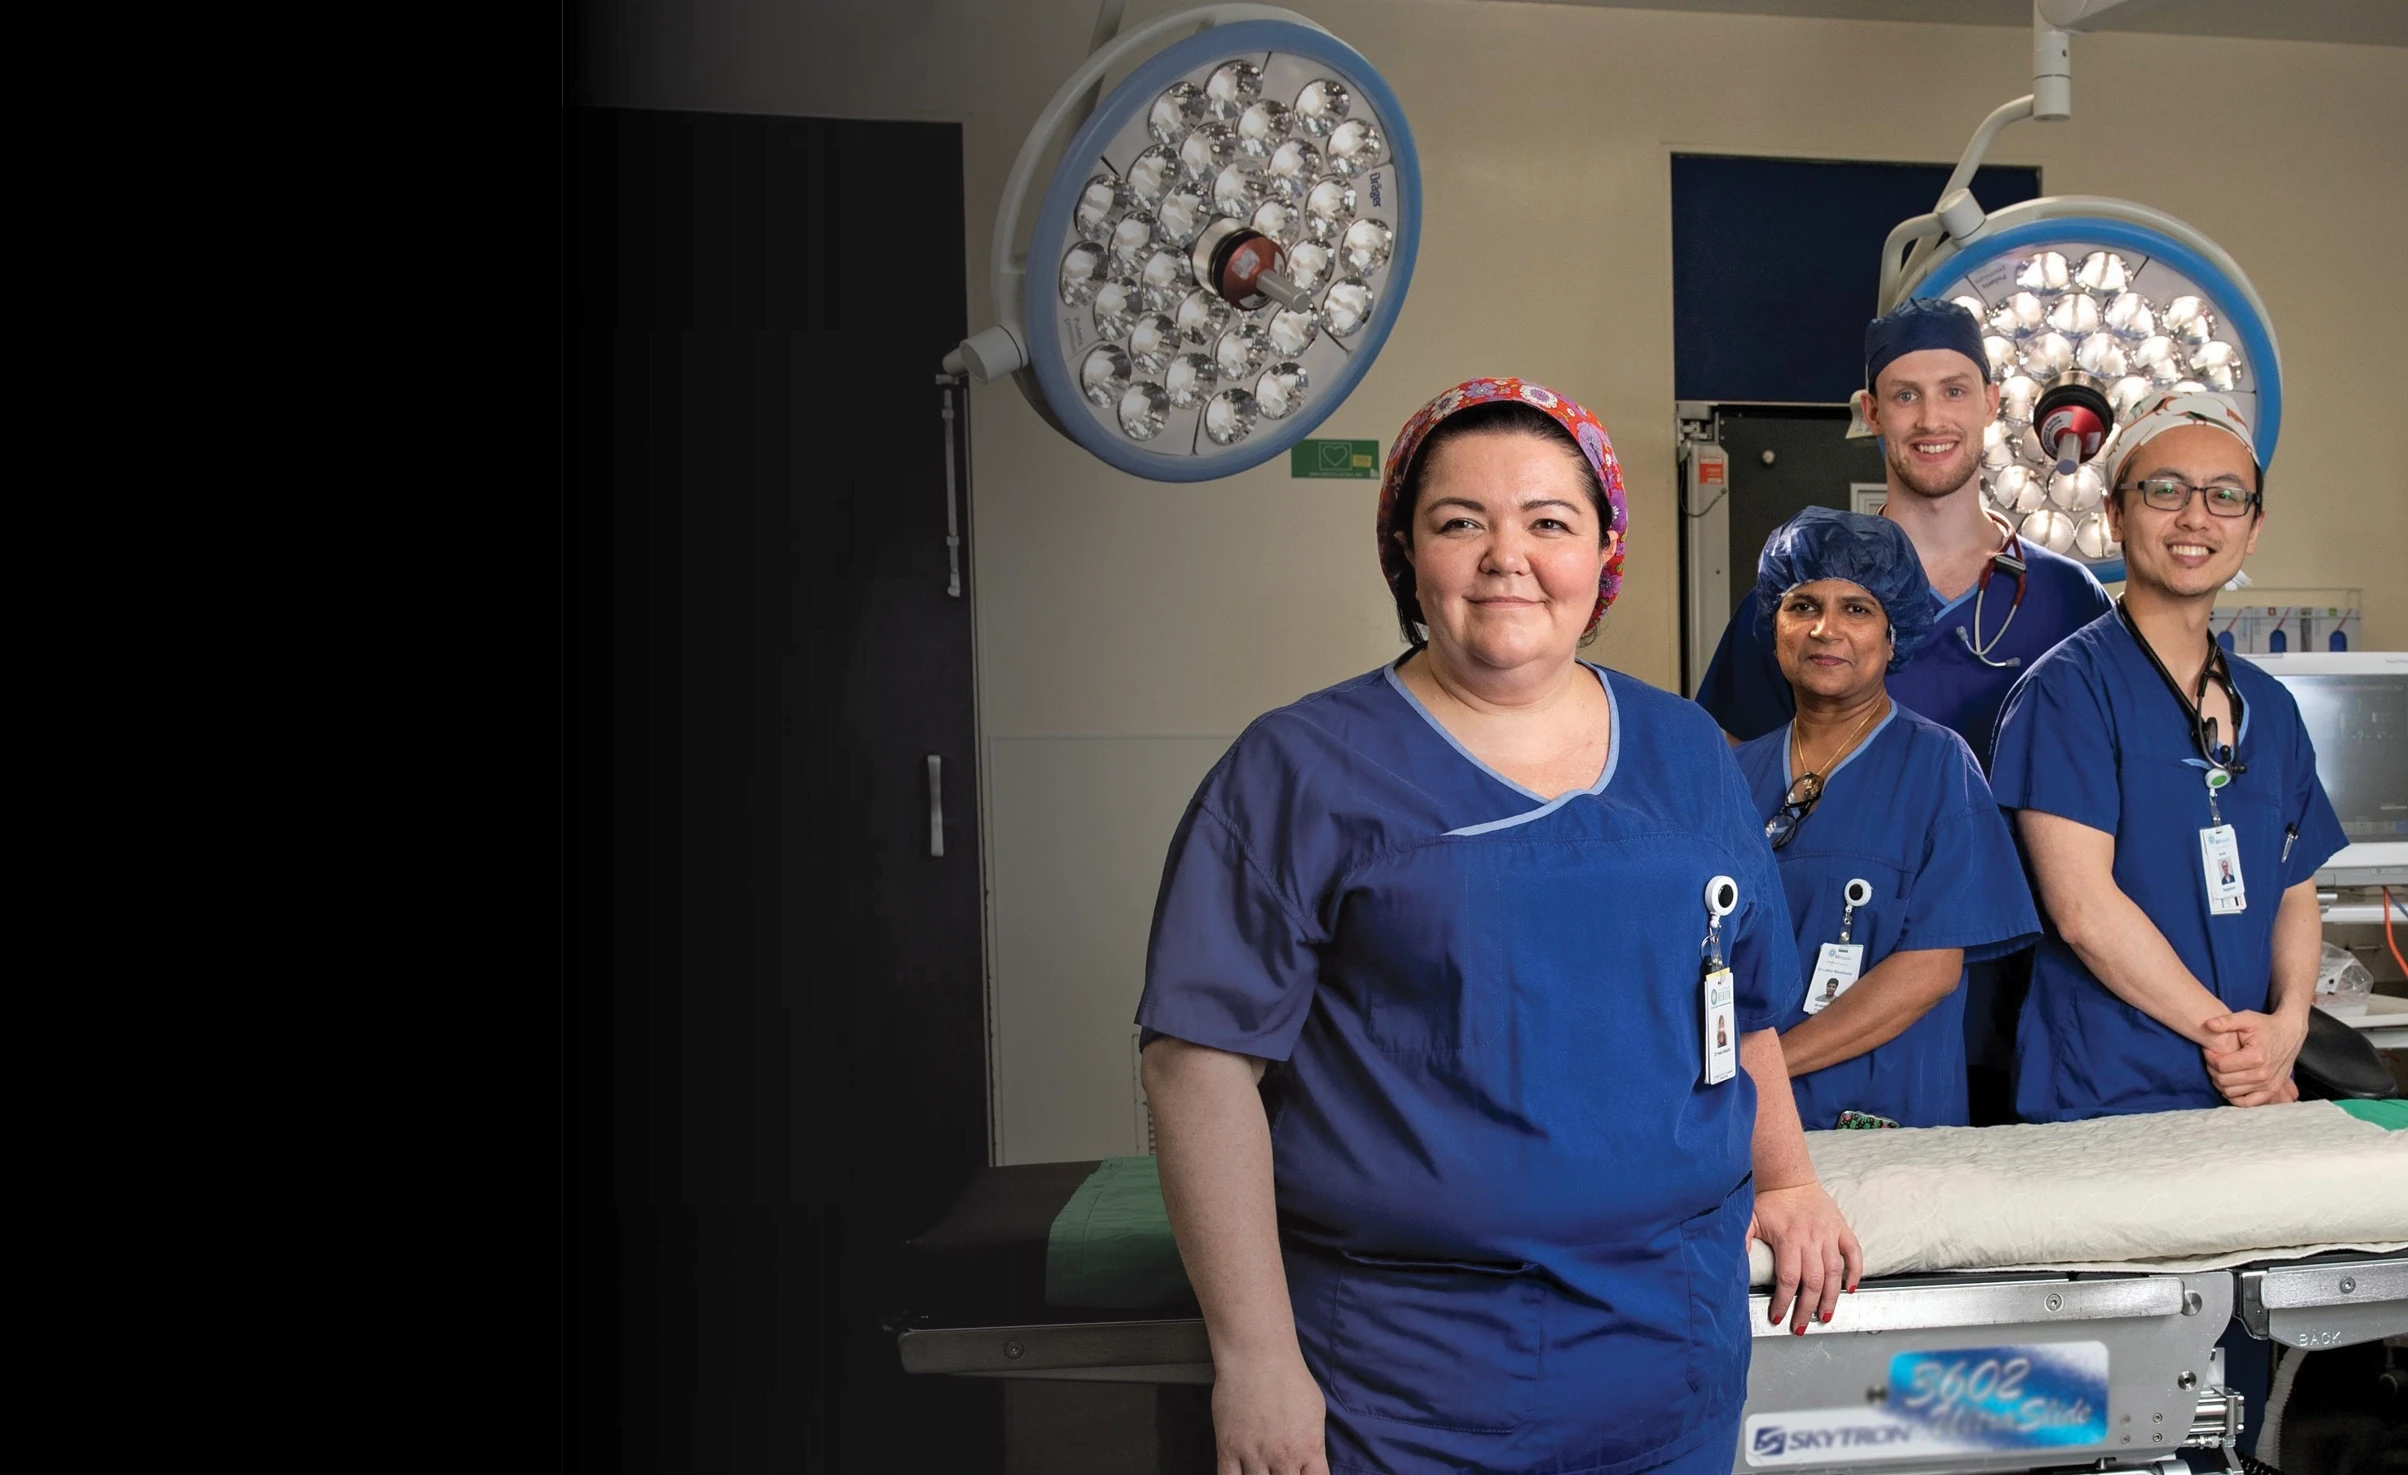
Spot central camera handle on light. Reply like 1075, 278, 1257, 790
2035, 371, 2114, 474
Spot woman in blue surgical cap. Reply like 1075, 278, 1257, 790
1734, 508, 2040, 1129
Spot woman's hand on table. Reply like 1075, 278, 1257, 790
1211, 1346, 1329, 1475
2200, 1007, 2306, 1107
1749, 1182, 1864, 1335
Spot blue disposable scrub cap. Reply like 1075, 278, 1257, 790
1865, 298, 1987, 389
1755, 507, 1935, 672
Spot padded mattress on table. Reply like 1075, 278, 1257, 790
1747, 1099, 2408, 1286
904, 1158, 1205, 1323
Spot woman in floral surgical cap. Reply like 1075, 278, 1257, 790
1137, 378, 1860, 1475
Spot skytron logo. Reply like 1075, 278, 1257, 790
1754, 1424, 1912, 1456
1745, 1415, 1927, 1466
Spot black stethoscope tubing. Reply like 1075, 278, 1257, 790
2115, 596, 2247, 777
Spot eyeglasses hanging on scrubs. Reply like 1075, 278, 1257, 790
1764, 772, 1823, 851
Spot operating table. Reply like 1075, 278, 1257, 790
897, 1092, 2404, 1473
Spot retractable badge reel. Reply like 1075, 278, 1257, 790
1702, 876, 1740, 1085
2199, 767, 2247, 915
1804, 878, 1874, 1015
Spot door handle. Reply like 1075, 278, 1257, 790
939, 380, 964, 599
926, 753, 945, 858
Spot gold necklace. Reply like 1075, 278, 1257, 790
1791, 697, 1887, 788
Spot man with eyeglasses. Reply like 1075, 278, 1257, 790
1989, 391, 2347, 1123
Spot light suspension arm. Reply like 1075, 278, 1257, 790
1877, 0, 2170, 310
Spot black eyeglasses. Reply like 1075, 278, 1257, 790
2117, 476, 2261, 519
1764, 773, 1823, 851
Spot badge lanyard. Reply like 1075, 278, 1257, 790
1701, 876, 1739, 1085
1804, 878, 1872, 1015
2116, 599, 2249, 914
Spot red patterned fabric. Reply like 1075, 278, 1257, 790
1376, 377, 1628, 635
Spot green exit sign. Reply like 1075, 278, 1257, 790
1290, 439, 1379, 479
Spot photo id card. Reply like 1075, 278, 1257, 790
1703, 966, 1737, 1085
1803, 943, 1865, 1015
2199, 824, 2246, 915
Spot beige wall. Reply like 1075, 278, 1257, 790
576, 0, 2408, 1161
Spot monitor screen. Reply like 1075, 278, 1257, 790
2280, 674, 2408, 841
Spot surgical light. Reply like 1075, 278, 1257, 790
943, 5, 1420, 482
2022, 505, 2078, 555
1874, 0, 2284, 579
1907, 230, 2278, 575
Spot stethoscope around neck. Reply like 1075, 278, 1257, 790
1956, 513, 2030, 670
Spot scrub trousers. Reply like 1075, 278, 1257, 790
1642, 1416, 1744, 1475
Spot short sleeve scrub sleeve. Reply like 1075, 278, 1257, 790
1989, 614, 2347, 1122
1735, 706, 2038, 1129
1138, 663, 1795, 1475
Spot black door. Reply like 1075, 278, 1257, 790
1718, 404, 1888, 618
567, 108, 995, 1474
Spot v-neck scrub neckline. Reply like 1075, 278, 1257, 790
1781, 700, 1902, 792
1135, 659, 1798, 1475
1990, 611, 2349, 1121
1735, 703, 2041, 1131
1381, 659, 1623, 821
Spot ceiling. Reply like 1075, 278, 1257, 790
1497, 0, 2408, 46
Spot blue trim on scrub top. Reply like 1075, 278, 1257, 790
1781, 701, 1902, 791
1381, 660, 1625, 834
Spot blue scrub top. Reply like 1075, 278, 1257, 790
1139, 661, 1794, 1475
1699, 534, 2111, 770
1989, 614, 2349, 1122
1736, 707, 2039, 1129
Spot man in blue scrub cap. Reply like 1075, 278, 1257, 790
1735, 510, 2039, 1130
1990, 391, 2348, 1122
1699, 299, 2112, 767
1699, 299, 2112, 1124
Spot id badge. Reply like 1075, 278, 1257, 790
1803, 943, 1864, 1014
1702, 967, 1737, 1085
2199, 824, 2246, 914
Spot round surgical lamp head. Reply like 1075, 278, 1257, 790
1902, 196, 2281, 581
948, 6, 1420, 482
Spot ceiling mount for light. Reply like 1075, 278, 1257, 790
943, 4, 1420, 481
1871, 0, 2282, 578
